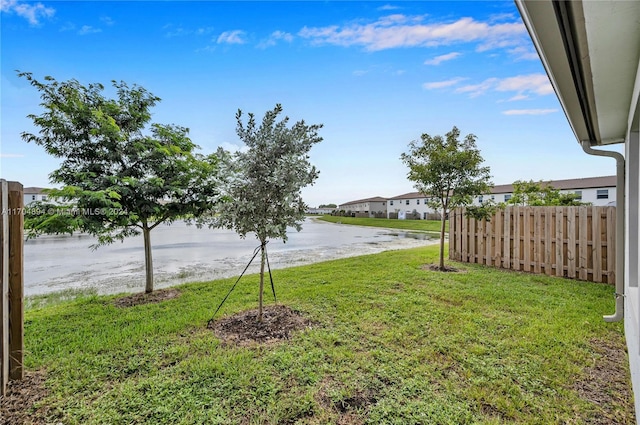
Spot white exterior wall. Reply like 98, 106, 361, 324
472, 186, 616, 206
339, 200, 387, 217
339, 202, 367, 212
369, 201, 387, 216
569, 187, 616, 206
625, 130, 640, 420
23, 193, 49, 205
387, 196, 438, 219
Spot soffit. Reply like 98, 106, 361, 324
517, 0, 640, 146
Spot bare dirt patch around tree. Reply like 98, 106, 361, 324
1, 371, 49, 425
421, 264, 461, 272
208, 304, 316, 346
114, 288, 180, 307
574, 337, 636, 424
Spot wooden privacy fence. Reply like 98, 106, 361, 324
1, 180, 24, 396
449, 206, 615, 284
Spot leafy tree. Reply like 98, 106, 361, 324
23, 199, 81, 238
19, 72, 222, 293
400, 126, 492, 270
507, 180, 584, 206
216, 104, 322, 321
318, 203, 337, 209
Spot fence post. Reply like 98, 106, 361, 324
555, 207, 564, 277
533, 208, 542, 274
592, 206, 602, 282
567, 206, 577, 279
0, 180, 24, 395
493, 208, 502, 267
1, 179, 8, 395
513, 207, 521, 271
8, 182, 23, 380
607, 207, 616, 284
449, 209, 455, 261
503, 207, 511, 269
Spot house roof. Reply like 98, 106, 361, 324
515, 0, 640, 146
490, 175, 616, 194
23, 187, 48, 195
389, 192, 425, 200
339, 196, 387, 207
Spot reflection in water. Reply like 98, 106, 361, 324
25, 218, 438, 297
383, 232, 439, 240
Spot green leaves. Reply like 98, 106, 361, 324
400, 126, 492, 213
401, 126, 493, 268
217, 104, 322, 244
20, 72, 224, 293
508, 180, 585, 206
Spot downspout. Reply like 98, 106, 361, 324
581, 140, 625, 322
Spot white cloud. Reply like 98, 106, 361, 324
495, 74, 553, 95
298, 15, 526, 53
1, 0, 54, 25
423, 77, 466, 90
507, 94, 530, 102
378, 4, 400, 11
453, 73, 553, 98
196, 27, 214, 36
353, 70, 368, 77
508, 46, 539, 61
0, 153, 25, 158
489, 13, 517, 23
78, 25, 101, 35
502, 109, 558, 115
455, 78, 498, 97
100, 16, 115, 26
164, 24, 214, 38
424, 51, 461, 65
217, 30, 247, 45
257, 30, 294, 49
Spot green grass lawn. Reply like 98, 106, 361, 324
316, 215, 446, 233
18, 245, 634, 424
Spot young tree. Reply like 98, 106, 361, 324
400, 126, 492, 270
216, 104, 322, 321
508, 180, 584, 206
19, 72, 222, 293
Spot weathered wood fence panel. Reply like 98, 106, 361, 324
449, 206, 615, 284
1, 180, 24, 395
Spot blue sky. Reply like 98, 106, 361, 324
1, 0, 618, 207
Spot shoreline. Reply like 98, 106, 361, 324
25, 219, 440, 297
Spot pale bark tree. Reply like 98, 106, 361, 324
216, 104, 322, 321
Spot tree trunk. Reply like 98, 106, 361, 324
439, 209, 447, 270
143, 224, 154, 293
258, 241, 266, 322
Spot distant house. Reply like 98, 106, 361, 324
23, 187, 50, 205
387, 192, 440, 220
338, 196, 387, 218
473, 176, 616, 206
306, 207, 334, 215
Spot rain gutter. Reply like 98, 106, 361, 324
551, 0, 626, 321
582, 141, 625, 322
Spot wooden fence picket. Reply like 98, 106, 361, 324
449, 206, 615, 284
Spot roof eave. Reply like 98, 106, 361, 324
516, 0, 639, 147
